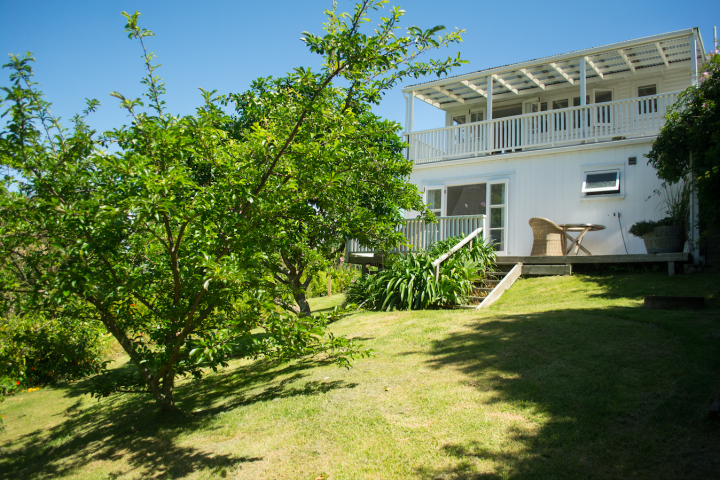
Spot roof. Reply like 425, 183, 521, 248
403, 28, 707, 110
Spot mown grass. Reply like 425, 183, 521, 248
1, 273, 719, 479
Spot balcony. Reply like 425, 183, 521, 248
405, 92, 679, 165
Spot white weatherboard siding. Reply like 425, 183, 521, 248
407, 140, 666, 257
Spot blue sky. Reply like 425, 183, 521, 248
1, 0, 718, 133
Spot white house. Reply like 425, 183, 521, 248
398, 28, 708, 259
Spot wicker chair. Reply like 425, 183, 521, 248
529, 217, 567, 256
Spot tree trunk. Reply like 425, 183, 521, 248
289, 273, 312, 317
278, 251, 313, 316
292, 288, 312, 317
155, 369, 176, 413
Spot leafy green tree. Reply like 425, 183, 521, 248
0, 1, 464, 412
223, 82, 425, 315
647, 47, 720, 229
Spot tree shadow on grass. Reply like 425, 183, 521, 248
577, 272, 720, 306
417, 304, 720, 479
0, 355, 356, 479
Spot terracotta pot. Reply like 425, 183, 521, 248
642, 225, 685, 254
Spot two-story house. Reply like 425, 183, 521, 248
398, 28, 708, 258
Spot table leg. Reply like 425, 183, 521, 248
564, 232, 577, 255
573, 228, 592, 255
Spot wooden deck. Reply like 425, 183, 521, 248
496, 252, 690, 276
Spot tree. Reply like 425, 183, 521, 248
223, 81, 426, 315
646, 47, 720, 229
0, 2, 465, 412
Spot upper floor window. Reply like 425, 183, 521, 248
638, 84, 658, 114
573, 95, 589, 106
453, 112, 483, 125
638, 84, 657, 97
595, 90, 613, 104
493, 103, 522, 119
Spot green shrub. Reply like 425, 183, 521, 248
0, 314, 110, 395
346, 236, 496, 311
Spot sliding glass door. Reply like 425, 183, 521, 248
444, 180, 508, 254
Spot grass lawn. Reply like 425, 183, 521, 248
1, 273, 719, 479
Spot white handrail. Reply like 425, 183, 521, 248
431, 227, 483, 281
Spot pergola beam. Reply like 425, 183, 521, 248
460, 80, 487, 97
519, 68, 546, 90
433, 86, 465, 104
584, 56, 604, 79
655, 42, 669, 68
549, 62, 575, 85
492, 74, 519, 94
617, 49, 636, 73
414, 93, 441, 108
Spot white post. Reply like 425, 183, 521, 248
580, 57, 587, 140
580, 58, 587, 105
486, 76, 493, 151
486, 76, 493, 120
691, 33, 698, 86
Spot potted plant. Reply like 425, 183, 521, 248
629, 183, 689, 254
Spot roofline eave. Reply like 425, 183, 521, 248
401, 28, 697, 94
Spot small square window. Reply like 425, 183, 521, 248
582, 171, 620, 195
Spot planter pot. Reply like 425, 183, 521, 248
642, 225, 685, 254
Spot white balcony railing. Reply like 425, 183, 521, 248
406, 92, 679, 165
346, 215, 485, 255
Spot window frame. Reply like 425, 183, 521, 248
426, 187, 444, 216
581, 169, 622, 198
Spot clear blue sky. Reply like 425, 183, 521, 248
1, 0, 718, 133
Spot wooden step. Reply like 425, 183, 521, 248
521, 264, 572, 276
485, 271, 508, 276
472, 287, 494, 292
468, 295, 489, 301
483, 279, 501, 284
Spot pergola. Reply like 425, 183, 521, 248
402, 28, 707, 130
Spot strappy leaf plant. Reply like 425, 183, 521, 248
347, 236, 496, 310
